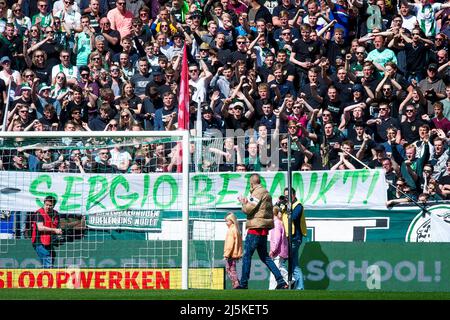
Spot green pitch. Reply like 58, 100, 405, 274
1, 289, 450, 300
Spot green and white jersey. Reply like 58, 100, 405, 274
411, 3, 442, 37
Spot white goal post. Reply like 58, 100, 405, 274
0, 130, 191, 289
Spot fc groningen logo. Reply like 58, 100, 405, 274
406, 205, 450, 242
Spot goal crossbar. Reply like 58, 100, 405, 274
0, 130, 191, 289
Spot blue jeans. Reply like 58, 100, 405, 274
34, 244, 54, 268
240, 233, 285, 288
291, 238, 304, 290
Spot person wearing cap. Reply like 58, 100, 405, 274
198, 42, 211, 61
78, 65, 100, 102
418, 62, 447, 114
11, 83, 34, 109
33, 82, 61, 119
165, 31, 187, 61
349, 83, 367, 104
188, 10, 203, 29
221, 98, 254, 130
0, 55, 21, 101
201, 103, 224, 134
144, 66, 170, 97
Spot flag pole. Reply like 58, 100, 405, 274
177, 45, 190, 173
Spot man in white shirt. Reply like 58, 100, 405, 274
407, 0, 450, 37
53, 0, 82, 33
51, 50, 79, 85
399, 2, 418, 32
188, 59, 213, 105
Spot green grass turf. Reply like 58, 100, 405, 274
1, 289, 450, 300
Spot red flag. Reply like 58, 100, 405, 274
177, 45, 189, 130
177, 45, 190, 172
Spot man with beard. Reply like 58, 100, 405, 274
131, 57, 152, 99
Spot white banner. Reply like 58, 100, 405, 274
431, 212, 450, 242
0, 169, 387, 214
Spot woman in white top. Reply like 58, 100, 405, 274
7, 3, 31, 34
50, 71, 69, 101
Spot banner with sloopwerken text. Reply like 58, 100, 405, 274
0, 169, 387, 214
0, 268, 224, 289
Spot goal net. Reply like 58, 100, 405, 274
0, 131, 220, 290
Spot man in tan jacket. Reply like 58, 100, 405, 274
236, 174, 289, 289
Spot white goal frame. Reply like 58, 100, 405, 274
0, 130, 191, 289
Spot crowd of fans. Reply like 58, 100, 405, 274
0, 0, 450, 207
